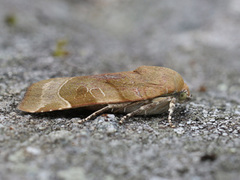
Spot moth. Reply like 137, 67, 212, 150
18, 66, 191, 126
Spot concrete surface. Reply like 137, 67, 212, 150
0, 0, 240, 180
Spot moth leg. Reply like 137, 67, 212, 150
78, 103, 130, 124
119, 98, 168, 124
168, 97, 177, 127
119, 97, 177, 127
153, 96, 177, 127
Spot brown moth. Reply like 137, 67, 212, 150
18, 66, 191, 126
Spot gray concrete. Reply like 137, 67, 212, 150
0, 0, 240, 179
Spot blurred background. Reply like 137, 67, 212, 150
1, 0, 239, 96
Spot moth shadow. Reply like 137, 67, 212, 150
20, 105, 189, 124
21, 107, 93, 119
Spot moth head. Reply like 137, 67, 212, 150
178, 91, 188, 101
178, 83, 191, 102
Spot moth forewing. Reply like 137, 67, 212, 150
18, 66, 191, 126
